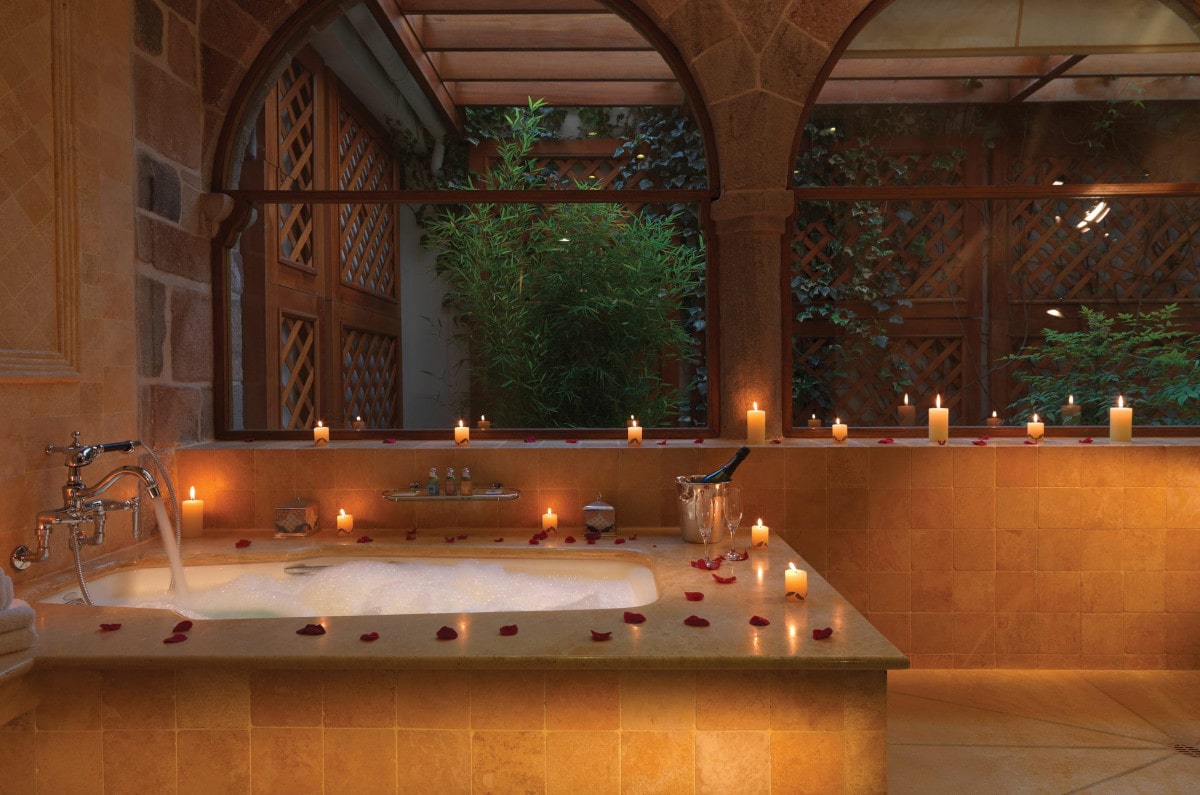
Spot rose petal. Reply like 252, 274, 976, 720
436, 626, 458, 640
656, 439, 668, 446
444, 536, 455, 543
978, 435, 990, 441
172, 620, 193, 633
684, 615, 710, 627
813, 627, 834, 640
690, 557, 722, 570
457, 534, 467, 540
99, 623, 122, 632
590, 630, 612, 641
584, 531, 601, 541
623, 611, 646, 624
938, 440, 947, 446
296, 623, 326, 636
712, 573, 736, 584
693, 438, 704, 444
529, 537, 539, 545
356, 535, 373, 544
382, 438, 397, 444
770, 438, 783, 444
628, 534, 638, 541
565, 438, 578, 444
1079, 436, 1094, 444
499, 624, 519, 636
524, 436, 537, 443
614, 538, 626, 545
537, 531, 549, 540
235, 539, 251, 548
163, 633, 188, 644
586, 538, 596, 545
1024, 439, 1037, 445
493, 537, 504, 543
878, 437, 895, 444
564, 535, 576, 543
749, 615, 771, 627
684, 591, 704, 601
360, 632, 379, 642
972, 439, 988, 446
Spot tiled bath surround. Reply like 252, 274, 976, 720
175, 440, 1200, 670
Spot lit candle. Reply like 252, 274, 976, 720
351, 415, 365, 431
928, 394, 949, 444
897, 393, 916, 426
336, 508, 354, 535
1026, 413, 1044, 443
454, 419, 469, 446
477, 414, 491, 431
986, 410, 1001, 427
181, 486, 204, 538
832, 416, 848, 442
313, 420, 329, 445
1109, 395, 1133, 442
627, 419, 642, 446
626, 414, 637, 427
751, 518, 769, 549
1061, 394, 1081, 425
785, 562, 808, 601
807, 413, 821, 429
747, 401, 766, 445
542, 508, 558, 532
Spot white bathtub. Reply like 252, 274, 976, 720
39, 555, 659, 620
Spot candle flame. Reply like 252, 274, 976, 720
752, 401, 758, 411
355, 415, 362, 421
1068, 394, 1074, 405
788, 561, 798, 571
316, 420, 324, 428
836, 417, 841, 424
1118, 395, 1125, 408
339, 508, 346, 517
546, 508, 553, 516
458, 419, 464, 428
1032, 414, 1039, 422
936, 394, 942, 409
992, 410, 997, 418
481, 414, 486, 421
811, 413, 816, 419
189, 486, 195, 500
632, 420, 638, 428
904, 393, 909, 405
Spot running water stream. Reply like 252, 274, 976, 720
151, 497, 191, 599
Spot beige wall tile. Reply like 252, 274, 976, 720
1037, 571, 1081, 612
321, 670, 396, 729
1081, 571, 1124, 613
1122, 613, 1166, 654
1165, 572, 1200, 612
910, 447, 953, 487
696, 730, 770, 794
995, 487, 1038, 529
827, 487, 869, 529
845, 729, 888, 792
176, 669, 249, 729
1122, 527, 1166, 571
996, 612, 1038, 655
1079, 529, 1123, 571
396, 730, 470, 794
1038, 447, 1081, 487
1124, 571, 1166, 612
177, 729, 250, 795
1122, 487, 1167, 529
546, 730, 620, 794
910, 487, 953, 529
470, 670, 544, 730
910, 571, 953, 613
472, 730, 546, 793
995, 571, 1036, 613
36, 729, 103, 794
869, 526, 910, 570
868, 447, 910, 489
1166, 487, 1200, 529
951, 487, 995, 529
324, 728, 397, 795
620, 670, 695, 730
250, 727, 322, 795
867, 488, 911, 530
951, 571, 995, 612
1037, 488, 1081, 528
828, 530, 868, 571
769, 730, 845, 795
1080, 613, 1126, 656
1081, 487, 1124, 530
546, 670, 619, 730
870, 612, 911, 652
996, 528, 1037, 571
1037, 613, 1081, 654
911, 528, 953, 570
250, 669, 321, 727
397, 671, 471, 729
953, 529, 994, 571
994, 447, 1037, 487
35, 668, 102, 730
1123, 446, 1166, 487
870, 572, 910, 612
103, 729, 177, 794
0, 717, 35, 795
1038, 528, 1082, 570
952, 447, 994, 486
695, 670, 769, 730
828, 447, 869, 488
1165, 447, 1200, 487
1166, 529, 1200, 570
770, 671, 844, 731
620, 730, 693, 795
102, 669, 175, 730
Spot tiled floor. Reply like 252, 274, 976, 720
888, 670, 1200, 794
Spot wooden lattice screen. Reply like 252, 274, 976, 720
469, 139, 632, 189
342, 327, 399, 427
279, 312, 317, 430
337, 103, 397, 300
276, 61, 315, 271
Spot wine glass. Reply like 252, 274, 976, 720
722, 485, 744, 560
694, 491, 716, 567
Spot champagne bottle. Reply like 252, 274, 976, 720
690, 446, 751, 483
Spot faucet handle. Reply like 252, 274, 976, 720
45, 432, 137, 467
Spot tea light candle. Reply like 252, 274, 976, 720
928, 394, 949, 444
785, 563, 808, 601
986, 410, 1001, 427
747, 401, 766, 445
313, 420, 329, 445
351, 415, 365, 431
1026, 413, 1044, 443
336, 508, 354, 535
627, 419, 642, 446
454, 419, 469, 445
181, 486, 204, 538
897, 393, 916, 426
807, 413, 821, 429
751, 518, 769, 548
542, 508, 558, 532
477, 414, 491, 431
1061, 394, 1081, 425
832, 417, 848, 442
626, 414, 637, 427
1109, 395, 1133, 442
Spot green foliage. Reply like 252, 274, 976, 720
423, 100, 705, 428
1006, 305, 1200, 425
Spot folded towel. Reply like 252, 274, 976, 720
0, 627, 36, 657
0, 600, 35, 634
0, 570, 12, 611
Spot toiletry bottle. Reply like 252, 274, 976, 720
692, 446, 751, 483
445, 466, 457, 496
427, 466, 440, 496
459, 467, 473, 496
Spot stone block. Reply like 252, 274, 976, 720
141, 383, 203, 447
167, 12, 196, 85
200, 43, 241, 109
132, 55, 202, 167
136, 215, 209, 282
136, 274, 166, 377
169, 286, 212, 382
163, 0, 197, 23
133, 0, 163, 56
136, 150, 182, 221
761, 23, 828, 104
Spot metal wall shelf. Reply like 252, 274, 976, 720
382, 486, 520, 502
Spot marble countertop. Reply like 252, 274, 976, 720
17, 528, 908, 672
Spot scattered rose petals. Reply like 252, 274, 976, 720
770, 438, 783, 444
813, 627, 833, 640
296, 623, 326, 636
356, 535, 373, 544
693, 438, 705, 444
623, 611, 646, 624
360, 632, 379, 642
493, 537, 504, 543
382, 438, 397, 444
172, 620, 193, 633
565, 438, 578, 444
690, 557, 722, 570
590, 630, 612, 641
938, 440, 947, 446
163, 633, 188, 644
972, 439, 988, 446
444, 536, 455, 543
684, 591, 704, 601
536, 531, 549, 540
564, 535, 576, 543
878, 438, 895, 444
584, 531, 601, 541
436, 626, 458, 640
614, 537, 626, 545
406, 530, 417, 540
978, 435, 990, 441
529, 538, 539, 545
749, 616, 771, 627
1024, 439, 1037, 445
99, 623, 122, 632
712, 573, 736, 584
499, 624, 518, 636
628, 534, 638, 541
684, 615, 710, 627
656, 439, 668, 446
1079, 437, 1094, 444
524, 436, 537, 443
235, 539, 251, 548
586, 538, 596, 545
725, 549, 749, 561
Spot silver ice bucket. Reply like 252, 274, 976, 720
675, 476, 726, 543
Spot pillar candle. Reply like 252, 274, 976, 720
1061, 394, 1081, 425
181, 486, 204, 538
313, 420, 329, 445
336, 508, 354, 535
1026, 413, 1044, 443
785, 563, 808, 601
928, 394, 949, 444
542, 508, 558, 532
751, 518, 769, 548
807, 413, 821, 429
351, 415, 365, 431
832, 417, 848, 442
477, 415, 491, 431
986, 410, 1002, 427
897, 393, 916, 426
627, 420, 642, 446
747, 402, 766, 445
1109, 395, 1133, 442
454, 419, 469, 445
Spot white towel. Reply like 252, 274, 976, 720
0, 627, 36, 657
0, 569, 12, 611
0, 599, 34, 634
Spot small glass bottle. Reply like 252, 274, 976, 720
459, 467, 473, 496
444, 466, 457, 496
427, 466, 439, 496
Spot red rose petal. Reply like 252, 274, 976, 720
163, 633, 188, 644
972, 439, 988, 446
590, 630, 612, 641
712, 573, 736, 584
493, 537, 504, 542
623, 611, 646, 624
586, 538, 596, 544
99, 623, 122, 632
1024, 439, 1037, 445
938, 440, 947, 446
614, 537, 626, 544
749, 615, 771, 626
978, 435, 990, 441
360, 632, 379, 642
564, 535, 576, 543
499, 624, 518, 636
684, 591, 704, 601
444, 536, 455, 543
457, 534, 467, 540
529, 537, 539, 545
878, 437, 895, 444
628, 534, 638, 541
382, 438, 397, 444
524, 436, 537, 443
813, 627, 834, 640
356, 535, 373, 544
172, 620, 193, 633
693, 438, 704, 444
1079, 436, 1094, 444
436, 626, 458, 640
656, 439, 668, 446
235, 539, 251, 548
565, 438, 578, 444
770, 438, 783, 444
690, 557, 722, 570
536, 531, 549, 540
296, 623, 326, 636
684, 615, 710, 627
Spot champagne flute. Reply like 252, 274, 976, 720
695, 491, 716, 567
722, 485, 744, 560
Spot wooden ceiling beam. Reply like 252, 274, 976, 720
816, 78, 1015, 104
1062, 51, 1200, 76
415, 13, 653, 50
1007, 55, 1088, 103
434, 50, 675, 81
830, 55, 1051, 80
369, 0, 462, 135
451, 80, 685, 106
399, 0, 606, 11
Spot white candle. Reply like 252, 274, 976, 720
747, 401, 766, 445
454, 419, 469, 445
1062, 394, 1081, 425
785, 563, 808, 601
477, 414, 491, 431
313, 420, 329, 445
928, 394, 949, 444
542, 508, 558, 532
986, 410, 1001, 427
1026, 413, 1044, 443
897, 393, 916, 426
181, 486, 204, 538
1109, 395, 1133, 442
336, 508, 354, 535
751, 518, 769, 549
627, 419, 642, 446
832, 416, 848, 442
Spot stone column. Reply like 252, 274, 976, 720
711, 188, 795, 440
